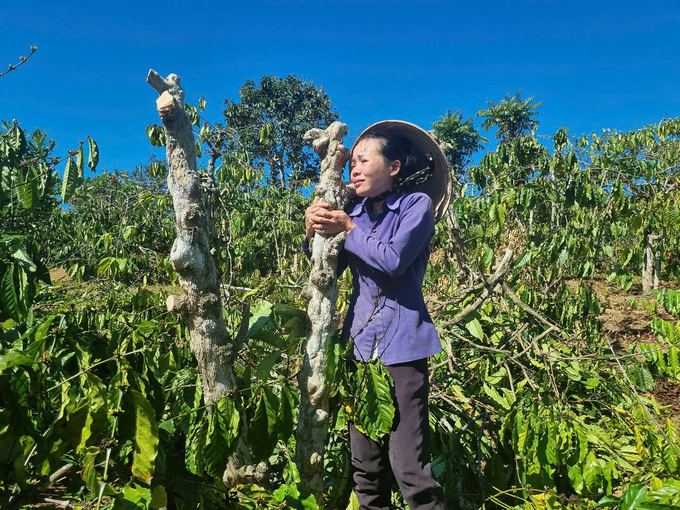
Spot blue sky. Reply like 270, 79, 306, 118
1, 0, 678, 175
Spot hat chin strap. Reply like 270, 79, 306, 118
369, 153, 435, 204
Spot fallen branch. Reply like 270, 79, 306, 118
447, 328, 512, 355
502, 281, 562, 332
506, 326, 556, 363
6, 464, 73, 510
440, 249, 514, 329
42, 497, 75, 509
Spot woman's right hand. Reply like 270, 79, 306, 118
305, 197, 329, 240
306, 197, 355, 238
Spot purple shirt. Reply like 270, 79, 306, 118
303, 191, 442, 365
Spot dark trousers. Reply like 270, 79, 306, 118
350, 358, 445, 510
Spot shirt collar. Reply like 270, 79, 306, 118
384, 191, 406, 211
347, 191, 406, 218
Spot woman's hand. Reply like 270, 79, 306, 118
305, 197, 355, 239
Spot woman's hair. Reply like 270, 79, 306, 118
355, 130, 419, 185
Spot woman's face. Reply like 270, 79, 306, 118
350, 138, 400, 198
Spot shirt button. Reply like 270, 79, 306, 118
371, 228, 376, 233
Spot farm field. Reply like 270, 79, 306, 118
2, 10, 680, 507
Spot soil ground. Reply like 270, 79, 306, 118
577, 278, 680, 427
49, 268, 70, 283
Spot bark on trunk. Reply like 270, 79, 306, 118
296, 122, 354, 506
654, 246, 661, 290
279, 162, 286, 188
642, 232, 661, 293
147, 70, 267, 488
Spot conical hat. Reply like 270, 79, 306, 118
352, 120, 452, 223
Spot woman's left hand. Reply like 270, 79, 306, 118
308, 201, 355, 235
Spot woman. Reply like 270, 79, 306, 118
303, 121, 451, 510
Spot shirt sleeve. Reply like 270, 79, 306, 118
343, 194, 434, 278
301, 237, 312, 259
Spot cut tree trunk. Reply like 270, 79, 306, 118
296, 122, 354, 506
642, 232, 662, 292
147, 69, 267, 488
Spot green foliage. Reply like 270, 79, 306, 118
657, 288, 680, 318
48, 166, 176, 285
61, 156, 79, 203
4, 93, 680, 509
432, 109, 488, 178
348, 361, 395, 442
476, 90, 543, 143
131, 390, 159, 484
223, 75, 339, 186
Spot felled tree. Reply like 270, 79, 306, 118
146, 69, 267, 487
296, 122, 354, 504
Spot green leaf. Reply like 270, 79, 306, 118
483, 383, 511, 410
6, 124, 26, 157
300, 493, 319, 509
12, 248, 36, 272
249, 387, 279, 462
256, 351, 281, 381
353, 361, 395, 442
346, 492, 360, 510
150, 485, 167, 510
583, 452, 603, 493
515, 250, 532, 269
0, 347, 32, 373
77, 409, 94, 453
254, 329, 286, 349
204, 398, 240, 477
80, 446, 100, 492
584, 377, 600, 389
33, 313, 58, 345
661, 421, 679, 473
634, 504, 676, 510
1, 264, 21, 321
248, 300, 274, 336
568, 463, 584, 493
647, 478, 680, 506
197, 97, 206, 112
61, 157, 78, 203
97, 256, 115, 276
87, 138, 99, 172
114, 484, 153, 510
603, 459, 615, 494
76, 144, 85, 183
278, 383, 296, 442
557, 248, 569, 267
466, 318, 484, 340
185, 417, 207, 475
131, 390, 159, 484
16, 264, 29, 316
18, 167, 39, 210
593, 495, 620, 508
620, 484, 648, 510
